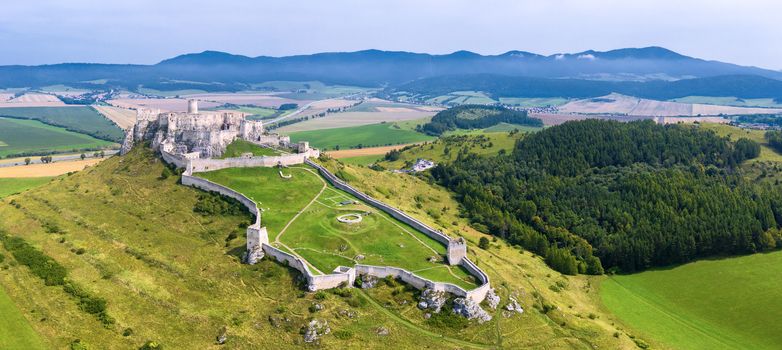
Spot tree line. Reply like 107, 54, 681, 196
432, 119, 780, 274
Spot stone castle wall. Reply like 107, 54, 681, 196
162, 151, 490, 303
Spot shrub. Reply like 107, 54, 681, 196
478, 237, 490, 250
426, 307, 469, 329
139, 341, 163, 350
1, 234, 67, 285
314, 291, 327, 300
123, 328, 134, 337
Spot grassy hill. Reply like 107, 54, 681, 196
0, 145, 637, 348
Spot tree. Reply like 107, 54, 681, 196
478, 237, 490, 250
24, 158, 31, 165
80, 153, 86, 160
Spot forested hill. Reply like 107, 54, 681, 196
420, 105, 543, 135
433, 120, 782, 273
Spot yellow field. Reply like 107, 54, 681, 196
93, 105, 136, 129
325, 143, 419, 159
0, 159, 105, 178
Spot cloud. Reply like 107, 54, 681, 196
577, 54, 596, 61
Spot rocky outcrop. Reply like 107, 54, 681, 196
303, 319, 330, 343
360, 274, 378, 289
485, 288, 501, 310
505, 296, 524, 314
452, 297, 492, 323
417, 288, 448, 313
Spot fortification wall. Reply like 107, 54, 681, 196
179, 173, 267, 251
262, 244, 353, 291
160, 151, 188, 169
461, 258, 492, 302
306, 159, 452, 246
188, 154, 309, 173
355, 265, 468, 296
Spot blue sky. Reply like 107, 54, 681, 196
1, 0, 779, 69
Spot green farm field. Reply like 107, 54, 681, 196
670, 96, 782, 108
600, 250, 782, 350
0, 106, 125, 141
378, 131, 525, 169
288, 122, 435, 151
498, 97, 571, 107
197, 165, 475, 288
0, 177, 53, 198
0, 286, 46, 350
0, 117, 116, 157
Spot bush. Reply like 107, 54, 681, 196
1, 234, 67, 286
193, 192, 247, 216
123, 328, 134, 337
425, 307, 469, 329
478, 237, 490, 250
139, 341, 163, 350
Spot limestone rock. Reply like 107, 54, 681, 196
244, 245, 264, 265
485, 288, 501, 310
303, 319, 330, 343
452, 297, 492, 324
360, 275, 378, 289
215, 326, 228, 345
505, 296, 524, 314
376, 327, 389, 336
418, 288, 447, 313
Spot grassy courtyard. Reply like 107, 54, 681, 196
197, 165, 477, 289
219, 139, 282, 158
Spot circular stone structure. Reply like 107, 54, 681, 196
337, 213, 363, 224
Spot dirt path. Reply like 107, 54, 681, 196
272, 167, 328, 274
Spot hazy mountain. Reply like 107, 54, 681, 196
0, 47, 780, 92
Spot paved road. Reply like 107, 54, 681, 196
0, 150, 119, 168
266, 93, 365, 125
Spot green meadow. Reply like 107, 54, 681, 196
0, 117, 115, 157
601, 251, 782, 350
287, 123, 435, 151
0, 286, 46, 350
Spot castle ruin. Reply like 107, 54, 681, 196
120, 99, 290, 158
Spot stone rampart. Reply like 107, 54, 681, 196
188, 154, 309, 173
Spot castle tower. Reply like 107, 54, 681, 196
187, 99, 198, 114
245, 226, 269, 264
447, 237, 467, 265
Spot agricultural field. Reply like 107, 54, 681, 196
559, 93, 782, 117
426, 91, 497, 105
0, 177, 52, 198
0, 106, 125, 141
287, 122, 435, 151
337, 154, 384, 166
92, 105, 137, 129
220, 139, 282, 158
0, 286, 46, 350
600, 250, 782, 350
181, 93, 309, 109
0, 159, 105, 178
0, 117, 116, 158
0, 93, 65, 107
498, 97, 571, 107
254, 81, 372, 100
670, 96, 782, 108
198, 166, 476, 288
276, 108, 437, 133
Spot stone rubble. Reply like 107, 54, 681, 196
376, 327, 389, 336
452, 297, 492, 323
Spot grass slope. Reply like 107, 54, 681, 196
317, 158, 642, 349
0, 177, 53, 198
601, 251, 782, 350
220, 139, 281, 158
0, 117, 115, 157
377, 131, 524, 169
0, 106, 125, 141
288, 122, 434, 151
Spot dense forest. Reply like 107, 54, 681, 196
419, 105, 543, 135
432, 120, 782, 274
